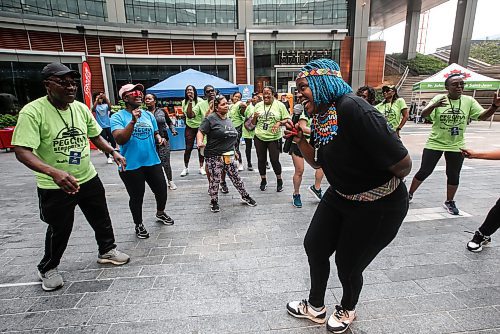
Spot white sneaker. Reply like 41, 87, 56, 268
107, 157, 114, 164
199, 167, 206, 175
180, 168, 189, 177
168, 181, 177, 190
238, 163, 244, 171
327, 305, 356, 333
286, 299, 327, 324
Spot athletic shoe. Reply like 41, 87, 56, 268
180, 167, 189, 177
135, 223, 150, 239
443, 200, 459, 215
199, 166, 206, 175
37, 268, 64, 291
156, 212, 174, 225
266, 161, 270, 169
107, 157, 114, 164
210, 200, 220, 213
467, 231, 491, 252
326, 305, 356, 333
408, 193, 413, 203
238, 163, 244, 171
286, 299, 327, 324
247, 164, 254, 171
308, 185, 322, 201
168, 181, 177, 190
292, 194, 302, 208
241, 195, 257, 207
97, 248, 130, 265
220, 182, 229, 194
277, 179, 284, 192
260, 179, 267, 191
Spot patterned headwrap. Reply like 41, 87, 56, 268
296, 58, 352, 105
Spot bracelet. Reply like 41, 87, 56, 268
110, 149, 120, 155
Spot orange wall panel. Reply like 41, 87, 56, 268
148, 39, 172, 55
0, 28, 30, 50
172, 40, 194, 55
235, 58, 247, 84
29, 31, 62, 52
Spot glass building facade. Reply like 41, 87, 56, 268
253, 0, 348, 26
253, 40, 341, 93
0, 0, 108, 21
124, 0, 237, 28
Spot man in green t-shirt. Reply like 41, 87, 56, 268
11, 63, 130, 292
408, 73, 500, 215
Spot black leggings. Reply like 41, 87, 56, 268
157, 141, 173, 182
100, 127, 116, 158
305, 184, 408, 310
244, 138, 253, 166
479, 198, 500, 236
184, 125, 204, 167
414, 148, 464, 186
235, 125, 243, 163
254, 136, 282, 176
119, 164, 168, 225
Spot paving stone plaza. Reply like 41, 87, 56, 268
0, 121, 499, 334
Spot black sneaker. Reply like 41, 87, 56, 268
408, 193, 413, 203
135, 223, 150, 239
247, 164, 254, 171
308, 185, 322, 201
210, 200, 220, 213
286, 299, 327, 324
266, 161, 270, 169
467, 231, 491, 252
220, 182, 229, 194
260, 179, 267, 191
156, 212, 174, 225
444, 200, 459, 215
277, 179, 284, 192
241, 195, 257, 207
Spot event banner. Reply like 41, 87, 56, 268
82, 61, 92, 109
238, 84, 254, 101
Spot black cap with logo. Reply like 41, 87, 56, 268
41, 62, 81, 80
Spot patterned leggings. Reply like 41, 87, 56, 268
156, 141, 173, 181
205, 155, 248, 202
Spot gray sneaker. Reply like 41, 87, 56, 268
37, 268, 64, 291
97, 248, 130, 265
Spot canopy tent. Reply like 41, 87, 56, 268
412, 63, 500, 91
146, 69, 239, 98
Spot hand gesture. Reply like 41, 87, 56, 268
112, 152, 127, 171
187, 91, 194, 101
172, 129, 178, 136
460, 148, 476, 159
131, 108, 142, 123
492, 93, 500, 107
432, 96, 448, 108
197, 141, 206, 149
283, 119, 305, 144
271, 121, 281, 134
52, 169, 80, 194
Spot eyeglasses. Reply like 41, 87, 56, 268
48, 79, 78, 88
124, 90, 143, 98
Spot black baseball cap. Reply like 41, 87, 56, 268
382, 85, 396, 92
41, 62, 81, 80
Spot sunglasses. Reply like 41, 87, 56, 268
48, 79, 78, 88
124, 90, 143, 98
205, 89, 215, 94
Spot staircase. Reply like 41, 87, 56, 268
397, 75, 428, 103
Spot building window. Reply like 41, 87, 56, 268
125, 0, 237, 28
0, 0, 107, 21
253, 0, 347, 27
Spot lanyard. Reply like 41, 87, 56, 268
54, 106, 75, 135
447, 96, 461, 113
384, 101, 393, 113
263, 100, 274, 121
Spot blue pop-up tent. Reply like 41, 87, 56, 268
146, 69, 239, 98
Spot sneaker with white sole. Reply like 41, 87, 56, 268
241, 195, 257, 207
107, 157, 114, 164
199, 167, 206, 175
444, 200, 459, 215
292, 194, 302, 208
466, 230, 491, 252
326, 305, 356, 333
135, 223, 150, 239
408, 193, 413, 203
308, 185, 322, 201
286, 299, 327, 324
97, 248, 130, 265
156, 212, 174, 225
168, 180, 177, 190
220, 182, 229, 194
37, 268, 64, 291
180, 167, 189, 177
210, 200, 220, 213
238, 163, 244, 171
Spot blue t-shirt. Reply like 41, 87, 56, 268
110, 109, 160, 171
94, 104, 111, 128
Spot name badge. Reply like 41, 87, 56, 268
262, 123, 269, 130
450, 127, 459, 136
68, 151, 82, 165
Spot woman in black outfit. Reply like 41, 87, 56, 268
285, 59, 411, 333
145, 93, 178, 190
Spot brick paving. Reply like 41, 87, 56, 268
0, 121, 499, 333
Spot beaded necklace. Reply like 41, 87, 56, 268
311, 103, 338, 161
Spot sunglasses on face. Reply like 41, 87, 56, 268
48, 79, 78, 88
124, 90, 143, 98
205, 89, 215, 94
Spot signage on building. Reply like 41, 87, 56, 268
277, 49, 332, 65
82, 61, 92, 110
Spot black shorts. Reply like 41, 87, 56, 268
289, 142, 303, 158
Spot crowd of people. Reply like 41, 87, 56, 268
9, 61, 499, 333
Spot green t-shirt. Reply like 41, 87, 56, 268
253, 100, 290, 141
11, 96, 101, 189
242, 104, 255, 139
425, 94, 483, 152
229, 101, 245, 128
375, 97, 408, 130
183, 97, 206, 128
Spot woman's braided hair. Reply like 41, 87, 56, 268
299, 58, 352, 105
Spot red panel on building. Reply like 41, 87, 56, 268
29, 31, 63, 52
216, 41, 234, 55
148, 39, 172, 55
99, 36, 124, 54
235, 41, 245, 57
235, 58, 247, 84
0, 28, 30, 50
123, 38, 148, 55
340, 37, 352, 85
172, 40, 194, 55
366, 41, 386, 87
195, 40, 216, 55
86, 36, 101, 55
86, 56, 104, 94
61, 34, 85, 53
